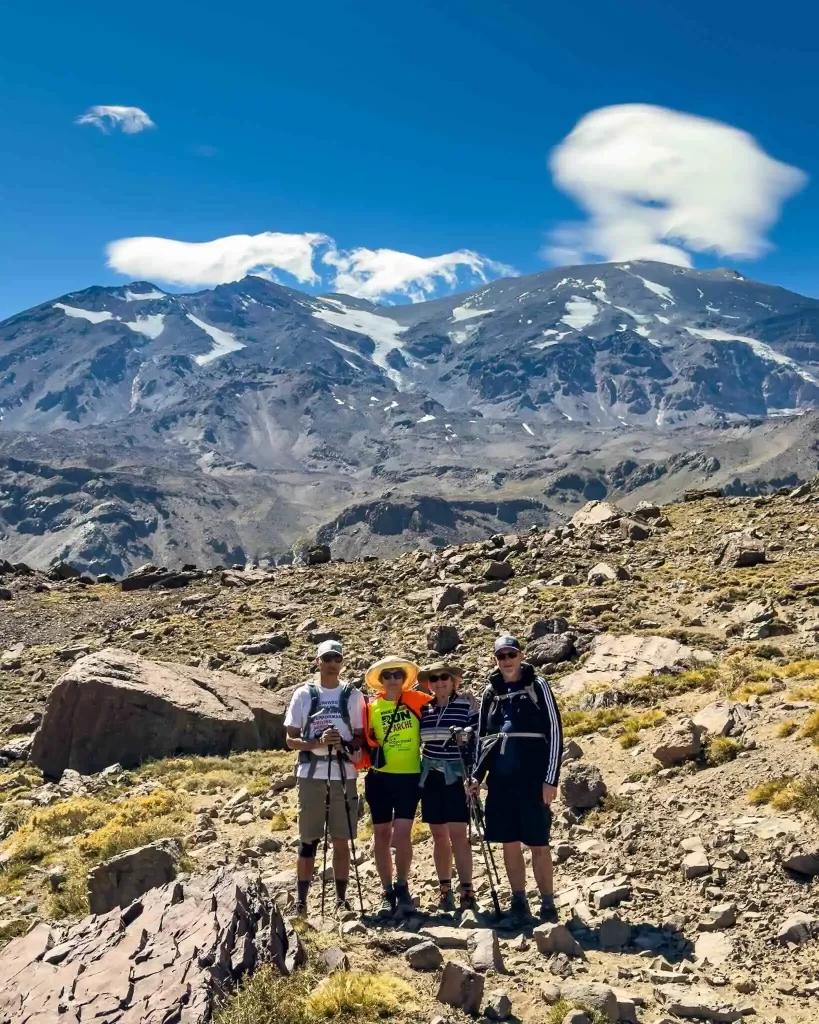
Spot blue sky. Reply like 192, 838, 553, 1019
1, 0, 818, 318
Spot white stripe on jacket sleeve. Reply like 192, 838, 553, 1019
536, 676, 564, 787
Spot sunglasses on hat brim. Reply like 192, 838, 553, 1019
380, 668, 407, 680
495, 649, 521, 661
320, 653, 343, 663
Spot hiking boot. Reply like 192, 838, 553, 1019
436, 884, 456, 913
393, 882, 415, 914
336, 898, 354, 915
459, 887, 479, 914
293, 901, 308, 917
538, 894, 558, 923
377, 888, 396, 916
500, 898, 532, 930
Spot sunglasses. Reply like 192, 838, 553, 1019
380, 669, 406, 680
496, 650, 520, 661
320, 654, 343, 663
427, 673, 451, 683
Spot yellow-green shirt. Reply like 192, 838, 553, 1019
368, 697, 423, 774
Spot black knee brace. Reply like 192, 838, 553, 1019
299, 840, 319, 858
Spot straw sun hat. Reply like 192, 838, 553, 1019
417, 661, 463, 683
364, 655, 420, 692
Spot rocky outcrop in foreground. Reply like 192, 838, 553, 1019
0, 870, 303, 1024
30, 648, 296, 778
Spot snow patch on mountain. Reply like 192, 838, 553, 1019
561, 296, 598, 330
123, 314, 166, 340
683, 325, 819, 384
450, 306, 495, 322
186, 314, 246, 365
54, 303, 113, 324
123, 288, 166, 302
312, 298, 407, 387
635, 276, 676, 304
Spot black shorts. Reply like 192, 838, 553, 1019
365, 770, 421, 825
420, 770, 470, 825
484, 776, 552, 847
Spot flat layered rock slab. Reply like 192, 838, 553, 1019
0, 869, 303, 1024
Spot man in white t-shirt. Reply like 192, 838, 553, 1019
285, 639, 366, 914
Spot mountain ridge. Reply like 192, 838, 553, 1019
2, 260, 819, 572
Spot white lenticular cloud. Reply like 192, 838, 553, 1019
75, 105, 156, 134
322, 246, 516, 303
106, 231, 515, 301
545, 104, 807, 267
106, 232, 330, 287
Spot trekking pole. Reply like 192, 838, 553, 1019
320, 745, 333, 919
449, 726, 502, 917
336, 749, 365, 915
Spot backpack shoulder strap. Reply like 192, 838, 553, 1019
302, 684, 321, 737
338, 682, 354, 728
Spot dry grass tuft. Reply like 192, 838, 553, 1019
777, 720, 799, 737
617, 709, 666, 748
546, 1001, 608, 1024
215, 965, 416, 1024
138, 751, 293, 796
801, 711, 819, 745
705, 736, 743, 766
748, 776, 819, 819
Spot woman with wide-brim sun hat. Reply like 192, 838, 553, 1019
364, 655, 431, 917
417, 661, 479, 914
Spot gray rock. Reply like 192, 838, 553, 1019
436, 960, 485, 1014
652, 719, 704, 768
533, 922, 584, 958
467, 928, 505, 973
560, 761, 607, 810
682, 850, 711, 879
87, 839, 179, 915
776, 911, 819, 945
561, 981, 620, 1023
714, 531, 766, 568
484, 560, 514, 580
427, 625, 461, 654
484, 989, 512, 1021
699, 903, 737, 931
570, 501, 624, 530
526, 634, 575, 666
405, 940, 444, 970
594, 883, 631, 910
781, 845, 819, 878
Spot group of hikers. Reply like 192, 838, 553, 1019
283, 634, 564, 928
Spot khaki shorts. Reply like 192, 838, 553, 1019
298, 777, 359, 842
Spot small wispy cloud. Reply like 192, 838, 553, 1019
544, 104, 807, 267
75, 105, 156, 134
106, 231, 516, 302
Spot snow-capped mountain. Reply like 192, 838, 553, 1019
2, 260, 819, 572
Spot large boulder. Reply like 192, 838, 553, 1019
693, 701, 751, 738
30, 648, 296, 778
87, 840, 180, 915
557, 634, 713, 695
525, 635, 575, 666
714, 531, 766, 568
570, 501, 624, 531
0, 869, 303, 1024
651, 719, 705, 767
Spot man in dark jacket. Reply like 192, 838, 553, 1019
469, 635, 563, 927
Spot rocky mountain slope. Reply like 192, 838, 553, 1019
0, 488, 817, 1023
2, 261, 819, 572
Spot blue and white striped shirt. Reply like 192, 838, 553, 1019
420, 695, 479, 763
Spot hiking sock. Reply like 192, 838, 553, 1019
335, 879, 348, 902
510, 890, 529, 910
438, 879, 452, 890
296, 880, 310, 905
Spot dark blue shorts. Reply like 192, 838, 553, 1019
484, 776, 552, 847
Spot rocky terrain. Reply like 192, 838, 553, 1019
3, 261, 819, 573
0, 487, 817, 1022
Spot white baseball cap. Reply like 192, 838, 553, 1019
317, 639, 343, 658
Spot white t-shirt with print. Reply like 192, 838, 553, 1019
284, 681, 366, 781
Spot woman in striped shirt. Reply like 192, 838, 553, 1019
418, 661, 479, 913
